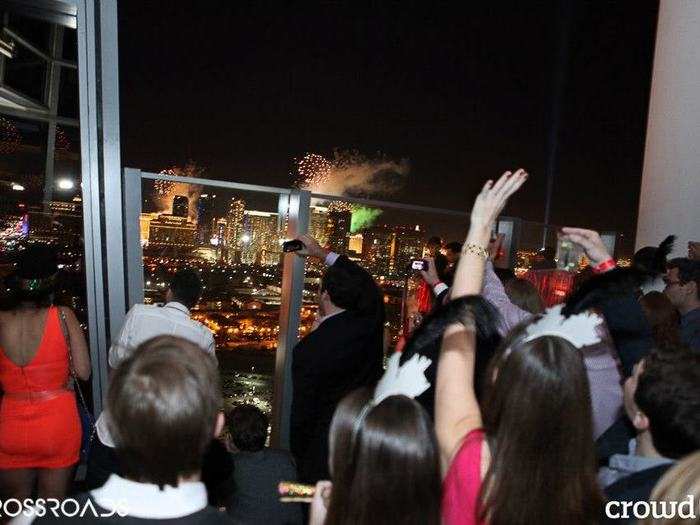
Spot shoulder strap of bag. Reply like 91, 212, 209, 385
57, 307, 95, 426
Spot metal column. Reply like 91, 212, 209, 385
270, 190, 310, 448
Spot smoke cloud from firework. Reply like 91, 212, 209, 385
295, 150, 409, 198
295, 150, 409, 231
350, 207, 383, 233
153, 161, 205, 221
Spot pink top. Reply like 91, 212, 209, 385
442, 429, 487, 525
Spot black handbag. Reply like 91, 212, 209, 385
57, 307, 96, 463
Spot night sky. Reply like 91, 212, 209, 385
117, 1, 659, 256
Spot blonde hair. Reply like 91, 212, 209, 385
639, 451, 700, 524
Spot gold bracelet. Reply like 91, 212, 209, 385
461, 243, 489, 260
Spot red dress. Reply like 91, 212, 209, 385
0, 307, 81, 468
442, 429, 487, 525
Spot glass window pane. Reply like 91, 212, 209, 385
7, 12, 52, 53
0, 10, 88, 404
2, 39, 48, 104
57, 68, 79, 119
140, 178, 288, 417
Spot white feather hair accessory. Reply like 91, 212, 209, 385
523, 304, 604, 348
351, 353, 432, 438
374, 352, 432, 404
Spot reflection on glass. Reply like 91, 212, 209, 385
0, 9, 86, 400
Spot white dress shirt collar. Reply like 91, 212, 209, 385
91, 474, 208, 519
162, 301, 190, 315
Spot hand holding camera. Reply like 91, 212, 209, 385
419, 257, 440, 287
282, 235, 329, 260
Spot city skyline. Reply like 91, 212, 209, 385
117, 2, 660, 257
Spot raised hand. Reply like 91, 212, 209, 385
295, 234, 330, 260
453, 169, 528, 298
559, 227, 612, 267
420, 257, 440, 286
469, 169, 528, 233
309, 481, 332, 525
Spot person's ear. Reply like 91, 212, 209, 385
213, 411, 225, 438
632, 410, 650, 433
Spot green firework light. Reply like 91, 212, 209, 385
350, 206, 383, 233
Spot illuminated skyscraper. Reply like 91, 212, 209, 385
139, 212, 160, 245
326, 210, 351, 253
309, 206, 329, 246
393, 225, 424, 273
360, 224, 424, 277
362, 225, 395, 277
225, 197, 245, 263
149, 214, 196, 247
349, 233, 363, 254
212, 217, 228, 262
172, 195, 189, 218
241, 210, 280, 265
196, 193, 216, 245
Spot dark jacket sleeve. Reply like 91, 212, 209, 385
289, 342, 315, 461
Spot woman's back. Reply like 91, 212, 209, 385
0, 305, 81, 471
0, 306, 70, 393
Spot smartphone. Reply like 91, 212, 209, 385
411, 259, 429, 271
282, 239, 304, 253
556, 238, 583, 271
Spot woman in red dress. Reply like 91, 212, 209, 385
0, 245, 91, 501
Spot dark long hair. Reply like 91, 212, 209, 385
326, 388, 441, 525
400, 296, 502, 416
1, 244, 59, 310
479, 327, 603, 525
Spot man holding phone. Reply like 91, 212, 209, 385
288, 235, 384, 484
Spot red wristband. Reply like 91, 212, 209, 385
593, 258, 616, 274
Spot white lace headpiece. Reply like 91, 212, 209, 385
523, 304, 604, 348
352, 353, 432, 437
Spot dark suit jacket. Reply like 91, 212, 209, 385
603, 464, 673, 524
289, 256, 384, 483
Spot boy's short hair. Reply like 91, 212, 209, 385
169, 268, 203, 308
636, 349, 700, 459
108, 336, 221, 488
227, 404, 268, 452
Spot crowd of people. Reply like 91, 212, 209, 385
0, 169, 699, 524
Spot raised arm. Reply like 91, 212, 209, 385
451, 169, 528, 299
435, 322, 481, 467
482, 260, 531, 332
435, 170, 527, 469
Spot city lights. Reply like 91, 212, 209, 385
57, 178, 75, 190
11, 183, 24, 191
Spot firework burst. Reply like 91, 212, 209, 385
327, 201, 354, 213
293, 149, 409, 198
295, 153, 333, 191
